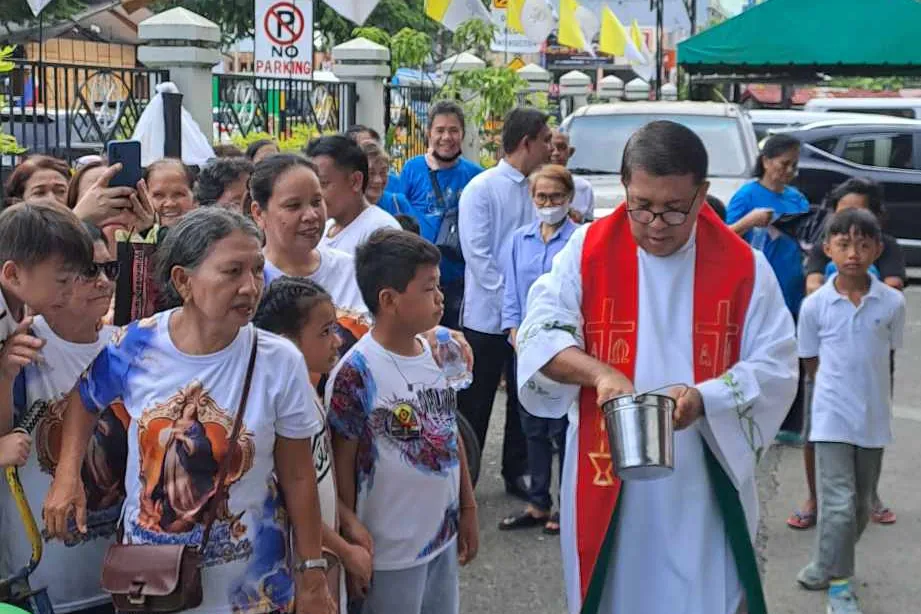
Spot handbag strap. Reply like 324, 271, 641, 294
391, 192, 402, 215
200, 327, 259, 550
428, 168, 447, 210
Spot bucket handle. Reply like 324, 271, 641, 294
631, 383, 688, 402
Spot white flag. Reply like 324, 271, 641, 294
520, 0, 555, 44
430, 0, 492, 32
26, 0, 53, 17
323, 0, 382, 25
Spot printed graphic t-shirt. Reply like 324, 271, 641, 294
78, 312, 322, 614
0, 318, 117, 613
326, 333, 460, 572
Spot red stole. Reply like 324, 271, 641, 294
577, 204, 755, 600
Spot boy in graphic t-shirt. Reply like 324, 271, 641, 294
0, 203, 94, 467
327, 229, 478, 614
0, 224, 122, 613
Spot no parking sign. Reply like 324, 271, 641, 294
255, 0, 314, 77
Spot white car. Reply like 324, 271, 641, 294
560, 101, 760, 218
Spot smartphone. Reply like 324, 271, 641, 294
106, 140, 143, 188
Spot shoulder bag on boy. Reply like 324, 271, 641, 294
100, 328, 259, 613
430, 169, 464, 262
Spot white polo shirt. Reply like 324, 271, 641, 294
798, 274, 906, 448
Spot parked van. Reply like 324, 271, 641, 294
804, 97, 921, 120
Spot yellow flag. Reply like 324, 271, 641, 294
599, 6, 627, 55
507, 0, 525, 33
558, 0, 587, 51
426, 0, 451, 22
630, 19, 644, 53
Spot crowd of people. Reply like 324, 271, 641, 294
0, 100, 905, 614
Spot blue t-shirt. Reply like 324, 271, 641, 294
400, 155, 484, 284
385, 170, 402, 194
727, 181, 810, 315
378, 191, 412, 219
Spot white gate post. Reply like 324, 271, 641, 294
332, 38, 390, 137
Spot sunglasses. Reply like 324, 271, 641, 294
82, 260, 121, 281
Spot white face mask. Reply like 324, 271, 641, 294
535, 205, 569, 226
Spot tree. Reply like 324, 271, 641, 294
152, 0, 442, 47
0, 0, 84, 35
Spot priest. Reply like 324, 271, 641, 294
516, 120, 798, 614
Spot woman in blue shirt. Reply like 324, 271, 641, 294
727, 133, 810, 315
498, 164, 578, 536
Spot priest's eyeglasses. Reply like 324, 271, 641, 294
625, 185, 701, 226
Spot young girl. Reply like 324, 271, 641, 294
254, 276, 373, 612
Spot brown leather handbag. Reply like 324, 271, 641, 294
100, 329, 260, 613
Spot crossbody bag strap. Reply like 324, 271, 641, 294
428, 169, 446, 210
200, 327, 259, 551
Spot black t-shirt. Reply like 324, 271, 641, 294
805, 233, 906, 280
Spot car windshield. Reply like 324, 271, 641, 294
566, 114, 751, 177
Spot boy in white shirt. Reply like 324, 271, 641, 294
326, 229, 478, 614
0, 202, 94, 468
796, 209, 906, 614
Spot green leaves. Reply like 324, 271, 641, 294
390, 27, 432, 71
451, 19, 496, 56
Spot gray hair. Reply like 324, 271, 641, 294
157, 208, 262, 308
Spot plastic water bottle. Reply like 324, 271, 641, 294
434, 327, 473, 390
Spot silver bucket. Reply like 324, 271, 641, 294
602, 392, 675, 481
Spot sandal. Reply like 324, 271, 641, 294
786, 509, 817, 529
498, 510, 547, 531
543, 512, 561, 535
871, 506, 896, 524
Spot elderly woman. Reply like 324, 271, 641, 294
4, 155, 70, 207
43, 208, 335, 614
145, 158, 198, 227
196, 156, 255, 214
498, 164, 578, 535
359, 141, 409, 215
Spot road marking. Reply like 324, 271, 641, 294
894, 405, 921, 423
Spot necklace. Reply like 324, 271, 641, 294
381, 340, 440, 393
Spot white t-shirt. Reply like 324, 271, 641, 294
798, 275, 906, 448
310, 396, 346, 611
572, 176, 595, 220
78, 311, 323, 614
0, 318, 116, 613
326, 333, 460, 572
320, 205, 401, 255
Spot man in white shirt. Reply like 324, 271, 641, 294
307, 135, 400, 255
516, 120, 798, 614
458, 107, 552, 498
550, 130, 595, 222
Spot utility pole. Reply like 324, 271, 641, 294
683, 0, 698, 36
651, 0, 663, 100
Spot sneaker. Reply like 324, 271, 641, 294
797, 563, 830, 591
826, 588, 862, 614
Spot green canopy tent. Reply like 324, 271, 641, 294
678, 0, 921, 81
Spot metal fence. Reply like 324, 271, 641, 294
385, 84, 439, 172
0, 59, 169, 165
213, 74, 356, 143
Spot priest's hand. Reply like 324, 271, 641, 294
671, 386, 705, 430
593, 368, 635, 406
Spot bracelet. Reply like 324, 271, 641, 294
293, 558, 328, 573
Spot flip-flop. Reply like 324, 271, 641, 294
498, 511, 547, 531
543, 512, 561, 535
871, 507, 896, 524
786, 509, 817, 529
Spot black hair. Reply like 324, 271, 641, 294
428, 100, 466, 135
824, 208, 882, 243
355, 228, 440, 316
156, 208, 262, 308
304, 135, 369, 192
245, 139, 278, 161
345, 124, 382, 144
394, 214, 420, 235
82, 221, 103, 243
250, 153, 318, 210
0, 201, 94, 272
501, 107, 549, 155
143, 158, 195, 189
755, 133, 801, 178
823, 177, 885, 220
213, 144, 245, 158
253, 276, 333, 339
195, 157, 255, 204
621, 120, 708, 185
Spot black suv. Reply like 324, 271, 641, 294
782, 121, 921, 264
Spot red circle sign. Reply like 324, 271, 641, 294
264, 2, 305, 46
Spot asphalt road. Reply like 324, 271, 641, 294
458, 285, 921, 614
